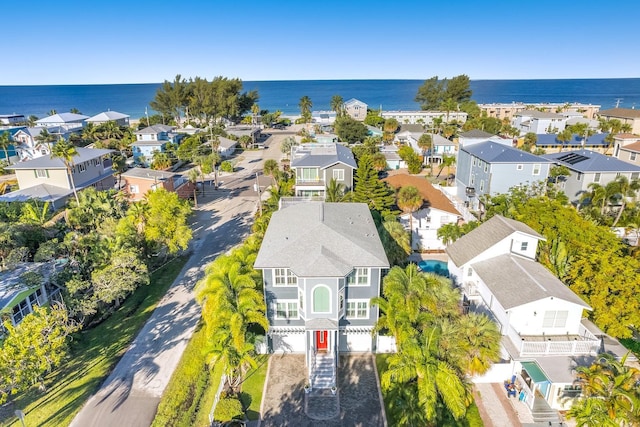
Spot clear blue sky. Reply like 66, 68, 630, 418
3, 0, 639, 85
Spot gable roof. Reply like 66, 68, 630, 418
86, 111, 129, 122
344, 98, 367, 107
398, 124, 424, 133
542, 149, 640, 173
254, 202, 389, 276
121, 167, 175, 181
621, 141, 640, 153
431, 133, 455, 146
218, 136, 238, 150
0, 183, 73, 204
135, 124, 174, 135
446, 215, 543, 266
515, 110, 564, 119
7, 147, 114, 170
471, 254, 591, 310
36, 112, 89, 123
463, 141, 551, 163
383, 173, 461, 216
459, 129, 496, 139
291, 143, 357, 169
535, 133, 609, 147
599, 108, 640, 119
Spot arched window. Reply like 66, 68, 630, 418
312, 286, 330, 313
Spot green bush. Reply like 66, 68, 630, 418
214, 397, 244, 422
220, 161, 234, 172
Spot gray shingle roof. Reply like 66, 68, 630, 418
254, 202, 389, 276
0, 183, 72, 203
7, 147, 114, 170
218, 136, 237, 150
121, 167, 175, 180
291, 143, 357, 169
471, 254, 590, 310
86, 111, 129, 122
542, 149, 640, 172
459, 129, 496, 139
463, 141, 551, 163
446, 215, 543, 266
135, 124, 174, 135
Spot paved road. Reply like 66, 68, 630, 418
70, 134, 285, 427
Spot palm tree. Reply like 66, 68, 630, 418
195, 254, 268, 353
396, 186, 423, 249
299, 95, 312, 123
111, 152, 127, 189
188, 168, 201, 208
81, 122, 98, 144
330, 95, 344, 116
27, 115, 38, 127
50, 138, 80, 205
381, 330, 471, 423
436, 154, 456, 179
383, 118, 399, 143
325, 178, 345, 202
150, 151, 172, 170
418, 133, 433, 165
0, 131, 11, 164
20, 201, 52, 225
370, 153, 388, 172
568, 353, 640, 426
610, 176, 640, 227
557, 128, 573, 153
263, 159, 280, 190
35, 128, 57, 152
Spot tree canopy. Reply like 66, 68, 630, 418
334, 116, 369, 143
415, 75, 472, 110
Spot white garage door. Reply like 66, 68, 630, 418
342, 333, 372, 352
272, 333, 306, 353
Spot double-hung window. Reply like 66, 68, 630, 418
275, 301, 298, 320
346, 301, 368, 319
274, 268, 297, 286
542, 310, 568, 328
347, 268, 368, 286
333, 169, 345, 181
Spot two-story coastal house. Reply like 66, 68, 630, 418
512, 110, 567, 135
344, 99, 367, 121
253, 201, 389, 390
382, 110, 468, 126
598, 108, 640, 134
132, 124, 182, 166
36, 112, 88, 132
0, 114, 26, 126
612, 133, 640, 166
384, 173, 461, 251
447, 215, 599, 417
0, 147, 115, 209
290, 143, 357, 198
456, 141, 552, 210
120, 167, 194, 201
542, 149, 640, 204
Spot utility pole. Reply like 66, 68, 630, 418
254, 172, 262, 216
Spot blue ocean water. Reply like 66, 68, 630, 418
1, 78, 639, 120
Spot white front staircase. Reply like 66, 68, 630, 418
311, 353, 335, 389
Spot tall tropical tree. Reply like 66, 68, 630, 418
396, 186, 423, 248
325, 178, 346, 202
418, 133, 433, 164
0, 131, 11, 164
50, 138, 80, 205
567, 353, 640, 426
436, 154, 456, 178
383, 118, 399, 143
352, 155, 394, 213
330, 95, 344, 116
298, 95, 312, 123
610, 176, 640, 227
557, 128, 573, 152
188, 168, 201, 208
263, 159, 280, 190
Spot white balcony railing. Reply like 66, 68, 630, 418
507, 323, 600, 356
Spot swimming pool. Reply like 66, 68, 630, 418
417, 260, 449, 277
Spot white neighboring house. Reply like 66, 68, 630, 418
36, 112, 88, 132
446, 215, 600, 418
11, 127, 71, 161
384, 173, 461, 251
0, 114, 25, 126
216, 136, 238, 158
380, 145, 404, 170
458, 129, 511, 148
86, 111, 130, 126
381, 110, 467, 126
512, 110, 567, 135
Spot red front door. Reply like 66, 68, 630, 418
316, 330, 328, 352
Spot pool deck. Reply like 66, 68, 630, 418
408, 252, 449, 264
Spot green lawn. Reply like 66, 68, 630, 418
5, 256, 188, 427
240, 354, 269, 420
375, 353, 484, 426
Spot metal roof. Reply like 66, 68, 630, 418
463, 141, 551, 164
291, 143, 357, 169
7, 147, 114, 170
542, 149, 640, 172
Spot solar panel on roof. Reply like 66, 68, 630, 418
556, 153, 590, 165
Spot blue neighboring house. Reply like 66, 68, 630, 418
456, 140, 552, 210
534, 133, 610, 154
542, 149, 640, 204
132, 124, 183, 166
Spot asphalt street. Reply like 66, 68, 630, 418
70, 131, 286, 427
